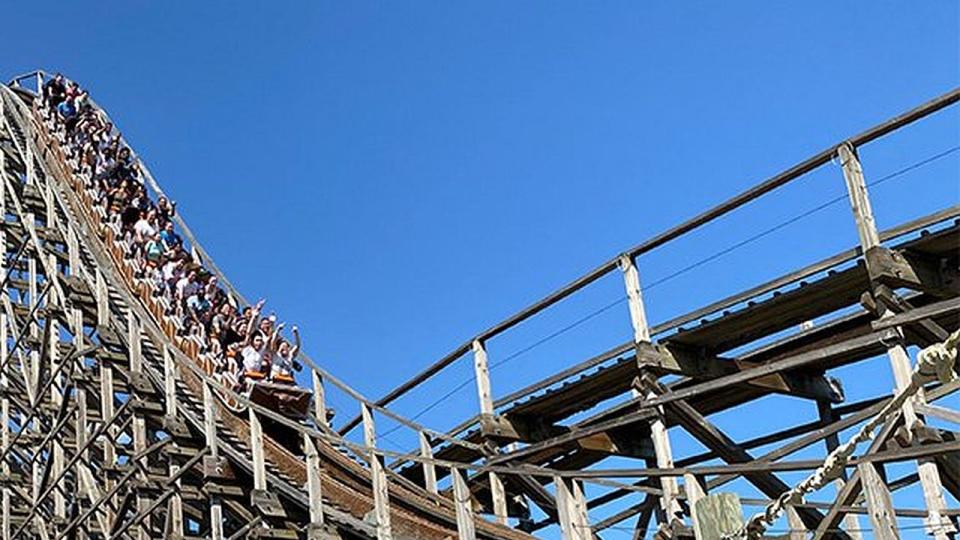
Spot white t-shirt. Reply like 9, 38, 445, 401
241, 345, 263, 373
134, 219, 156, 239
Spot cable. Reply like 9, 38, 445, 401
379, 144, 959, 440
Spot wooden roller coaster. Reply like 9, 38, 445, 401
0, 70, 957, 539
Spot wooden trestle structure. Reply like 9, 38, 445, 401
0, 70, 957, 540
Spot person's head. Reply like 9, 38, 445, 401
54, 73, 64, 83
119, 147, 130, 160
187, 270, 197, 281
278, 341, 290, 355
152, 232, 162, 242
164, 221, 174, 233
252, 333, 265, 349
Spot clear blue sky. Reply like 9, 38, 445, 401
6, 2, 958, 535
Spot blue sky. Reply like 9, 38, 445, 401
6, 2, 959, 536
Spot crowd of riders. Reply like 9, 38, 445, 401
38, 74, 301, 392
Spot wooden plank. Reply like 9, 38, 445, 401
418, 432, 438, 494
361, 404, 392, 540
451, 468, 476, 540
858, 462, 899, 540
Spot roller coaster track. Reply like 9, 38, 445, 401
0, 70, 958, 540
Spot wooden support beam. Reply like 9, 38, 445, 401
635, 375, 683, 528
839, 142, 954, 539
303, 434, 325, 530
858, 462, 899, 540
620, 254, 651, 344
1, 314, 9, 540
452, 468, 477, 540
683, 473, 706, 535
202, 383, 224, 540
816, 400, 864, 540
418, 432, 438, 495
555, 476, 591, 540
361, 403, 392, 540
312, 370, 328, 428
644, 375, 828, 531
248, 408, 267, 492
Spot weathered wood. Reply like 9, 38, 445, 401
840, 142, 954, 539
418, 431, 438, 494
858, 462, 899, 540
248, 408, 267, 492
361, 404, 392, 540
304, 434, 325, 528
683, 473, 706, 535
451, 468, 476, 540
620, 254, 650, 344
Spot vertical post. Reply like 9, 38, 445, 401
164, 346, 183, 538
418, 432, 438, 495
857, 462, 899, 540
303, 434, 325, 529
817, 400, 863, 539
49, 319, 65, 521
683, 473, 706, 535
164, 346, 177, 417
471, 339, 507, 523
361, 404, 392, 540
785, 506, 806, 540
555, 477, 591, 540
619, 254, 650, 344
248, 408, 267, 492
0, 315, 9, 540
451, 468, 477, 540
472, 339, 494, 417
67, 227, 80, 277
203, 383, 224, 540
623, 255, 681, 526
127, 312, 149, 540
838, 142, 953, 538
312, 371, 327, 428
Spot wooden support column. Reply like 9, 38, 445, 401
452, 468, 477, 540
164, 346, 183, 538
817, 400, 863, 539
312, 371, 327, 428
471, 339, 508, 524
202, 383, 224, 540
555, 477, 591, 540
0, 315, 9, 540
620, 254, 651, 344
361, 403, 392, 540
67, 227, 80, 276
303, 434, 326, 531
838, 142, 953, 538
418, 432, 438, 494
48, 319, 66, 521
785, 506, 805, 540
248, 408, 267, 492
857, 462, 899, 540
94, 270, 116, 475
130, 320, 148, 540
683, 473, 706, 536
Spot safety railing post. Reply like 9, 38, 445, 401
312, 370, 327, 428
451, 468, 476, 540
202, 382, 224, 540
471, 339, 508, 523
418, 431, 438, 494
303, 434, 326, 533
361, 403, 392, 540
621, 254, 682, 527
837, 142, 953, 538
